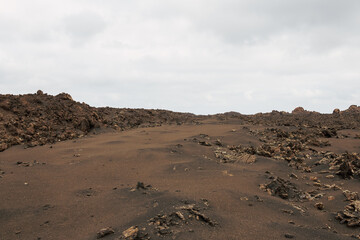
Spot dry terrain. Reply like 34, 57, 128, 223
1, 93, 360, 240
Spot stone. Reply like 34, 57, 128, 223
284, 233, 295, 238
315, 202, 324, 210
96, 227, 114, 238
343, 190, 359, 201
122, 226, 139, 239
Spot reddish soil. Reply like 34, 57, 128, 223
0, 92, 360, 240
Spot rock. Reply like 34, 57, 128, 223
328, 196, 335, 201
56, 92, 73, 101
260, 177, 301, 200
321, 128, 337, 138
292, 107, 306, 114
337, 161, 355, 179
284, 233, 295, 238
239, 154, 256, 164
289, 173, 298, 179
343, 190, 359, 201
96, 227, 114, 238
136, 182, 146, 190
214, 139, 223, 146
199, 141, 211, 146
0, 143, 7, 152
79, 118, 91, 132
173, 211, 186, 221
336, 200, 360, 227
315, 202, 324, 210
346, 105, 360, 113
188, 208, 216, 226
122, 226, 139, 239
36, 90, 44, 95
332, 108, 340, 115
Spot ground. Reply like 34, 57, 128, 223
1, 117, 360, 240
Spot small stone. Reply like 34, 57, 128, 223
325, 175, 335, 179
309, 176, 318, 181
315, 202, 324, 210
328, 196, 335, 201
289, 173, 298, 179
136, 182, 146, 190
96, 227, 114, 239
199, 141, 211, 146
284, 233, 295, 238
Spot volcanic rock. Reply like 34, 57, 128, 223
96, 227, 115, 238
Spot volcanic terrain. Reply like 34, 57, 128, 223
1, 92, 360, 240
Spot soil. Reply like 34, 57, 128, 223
1, 92, 360, 240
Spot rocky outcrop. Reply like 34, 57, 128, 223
0, 91, 196, 151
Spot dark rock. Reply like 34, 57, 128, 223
96, 227, 114, 239
260, 177, 301, 200
136, 182, 146, 190
314, 202, 324, 210
284, 233, 295, 238
199, 141, 212, 146
337, 161, 355, 179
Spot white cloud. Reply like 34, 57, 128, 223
0, 0, 359, 114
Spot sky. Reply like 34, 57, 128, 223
0, 0, 359, 114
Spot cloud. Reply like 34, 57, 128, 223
62, 12, 106, 46
0, 0, 359, 114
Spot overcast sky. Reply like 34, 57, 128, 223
0, 0, 359, 114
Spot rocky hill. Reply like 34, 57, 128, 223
0, 91, 196, 151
